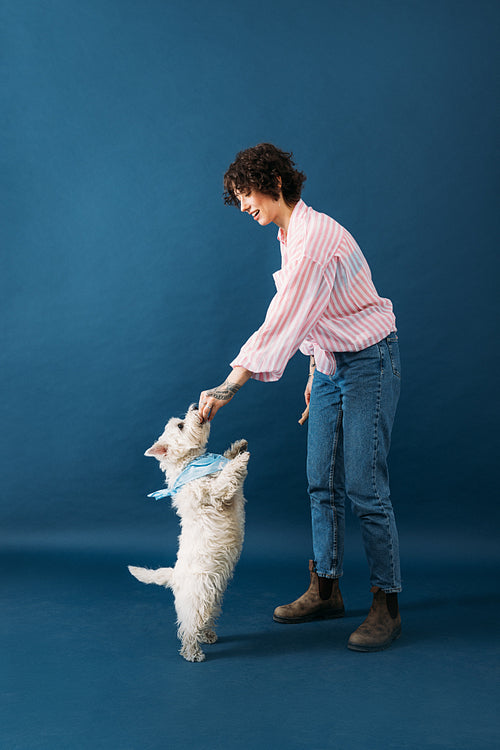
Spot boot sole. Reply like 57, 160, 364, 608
273, 608, 345, 624
347, 625, 402, 652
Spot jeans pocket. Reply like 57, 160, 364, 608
386, 334, 401, 378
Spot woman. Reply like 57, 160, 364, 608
198, 143, 402, 652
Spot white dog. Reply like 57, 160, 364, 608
128, 405, 249, 662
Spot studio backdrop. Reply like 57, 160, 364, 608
1, 0, 498, 554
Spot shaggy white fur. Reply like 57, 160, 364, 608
128, 405, 249, 662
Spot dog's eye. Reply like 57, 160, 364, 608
178, 422, 184, 430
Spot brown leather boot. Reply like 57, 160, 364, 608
273, 560, 345, 624
347, 586, 401, 651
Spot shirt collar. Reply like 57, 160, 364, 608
277, 199, 307, 243
277, 199, 307, 260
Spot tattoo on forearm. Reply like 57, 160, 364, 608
207, 381, 241, 401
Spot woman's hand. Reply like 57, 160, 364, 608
198, 367, 252, 422
298, 374, 313, 425
298, 356, 315, 425
199, 380, 241, 422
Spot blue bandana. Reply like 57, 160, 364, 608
147, 453, 230, 500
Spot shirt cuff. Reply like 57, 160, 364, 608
230, 356, 281, 382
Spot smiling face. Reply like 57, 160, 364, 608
234, 187, 296, 234
235, 189, 282, 227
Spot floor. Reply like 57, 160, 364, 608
1, 527, 499, 750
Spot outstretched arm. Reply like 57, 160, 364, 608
198, 366, 252, 422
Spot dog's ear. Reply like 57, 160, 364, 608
145, 442, 168, 458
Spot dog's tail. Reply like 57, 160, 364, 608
128, 565, 174, 588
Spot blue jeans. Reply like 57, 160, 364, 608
307, 333, 402, 593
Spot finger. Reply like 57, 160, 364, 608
201, 402, 212, 422
207, 405, 219, 422
298, 404, 309, 426
207, 400, 225, 422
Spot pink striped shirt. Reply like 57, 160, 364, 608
230, 200, 396, 382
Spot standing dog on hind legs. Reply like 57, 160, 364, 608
128, 404, 249, 662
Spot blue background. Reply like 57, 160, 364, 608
1, 1, 499, 748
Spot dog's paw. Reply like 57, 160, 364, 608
200, 629, 218, 644
232, 449, 250, 470
180, 644, 206, 662
224, 439, 249, 459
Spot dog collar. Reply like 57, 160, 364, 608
147, 453, 230, 500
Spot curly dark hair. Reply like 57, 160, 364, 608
223, 143, 306, 208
